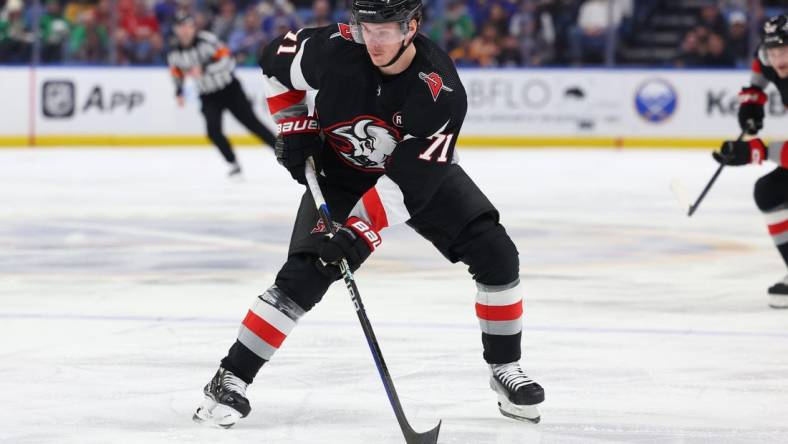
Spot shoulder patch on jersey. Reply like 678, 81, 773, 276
330, 23, 354, 41
419, 72, 453, 102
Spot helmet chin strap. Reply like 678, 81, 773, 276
380, 28, 416, 68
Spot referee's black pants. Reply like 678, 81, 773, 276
200, 78, 276, 163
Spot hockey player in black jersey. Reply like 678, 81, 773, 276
168, 13, 276, 177
193, 0, 544, 429
717, 14, 788, 308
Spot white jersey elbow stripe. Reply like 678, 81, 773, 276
290, 37, 314, 91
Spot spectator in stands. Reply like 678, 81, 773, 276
704, 31, 734, 66
468, 22, 501, 67
67, 8, 109, 63
570, 0, 632, 65
487, 3, 511, 38
0, 0, 31, 63
117, 0, 164, 64
541, 0, 582, 64
261, 0, 302, 40
228, 7, 266, 66
428, 0, 475, 53
306, 0, 333, 28
509, 0, 554, 65
212, 0, 242, 42
675, 24, 734, 68
449, 38, 477, 67
498, 34, 523, 66
698, 3, 727, 38
40, 0, 71, 63
727, 10, 750, 68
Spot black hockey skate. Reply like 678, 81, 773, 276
193, 367, 251, 428
768, 275, 788, 309
489, 362, 544, 423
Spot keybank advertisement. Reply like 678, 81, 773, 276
1, 67, 786, 143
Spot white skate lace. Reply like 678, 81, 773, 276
492, 362, 534, 392
221, 370, 248, 396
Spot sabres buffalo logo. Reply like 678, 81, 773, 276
326, 115, 400, 172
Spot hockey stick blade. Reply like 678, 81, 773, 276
405, 420, 441, 444
669, 178, 691, 214
304, 158, 442, 444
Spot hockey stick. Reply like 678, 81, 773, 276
687, 130, 746, 217
304, 158, 441, 444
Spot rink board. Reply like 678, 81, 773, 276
1, 66, 786, 147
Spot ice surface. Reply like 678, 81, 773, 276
1, 147, 787, 444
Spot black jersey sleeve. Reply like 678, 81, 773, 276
166, 54, 185, 97
260, 25, 340, 122
347, 44, 468, 232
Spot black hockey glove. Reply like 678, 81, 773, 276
713, 138, 767, 166
316, 217, 381, 279
275, 116, 321, 184
737, 86, 766, 135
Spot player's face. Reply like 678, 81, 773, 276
767, 46, 788, 78
360, 21, 412, 66
174, 21, 196, 46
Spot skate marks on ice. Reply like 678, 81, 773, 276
1, 148, 788, 443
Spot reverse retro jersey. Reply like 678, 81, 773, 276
260, 24, 468, 233
750, 45, 788, 105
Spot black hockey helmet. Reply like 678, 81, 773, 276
351, 0, 422, 24
349, 0, 422, 44
763, 14, 788, 49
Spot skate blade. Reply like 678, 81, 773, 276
497, 396, 541, 424
489, 378, 542, 423
192, 397, 242, 429
768, 294, 788, 309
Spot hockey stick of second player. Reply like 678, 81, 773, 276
304, 158, 441, 444
687, 130, 746, 217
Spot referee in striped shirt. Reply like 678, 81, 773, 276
168, 12, 275, 177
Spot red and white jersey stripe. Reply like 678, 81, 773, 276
349, 175, 410, 232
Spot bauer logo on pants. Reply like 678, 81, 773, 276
42, 80, 76, 118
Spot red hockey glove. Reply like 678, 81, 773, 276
713, 138, 767, 166
738, 86, 766, 135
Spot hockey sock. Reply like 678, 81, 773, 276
764, 207, 788, 268
221, 286, 305, 383
475, 280, 523, 364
